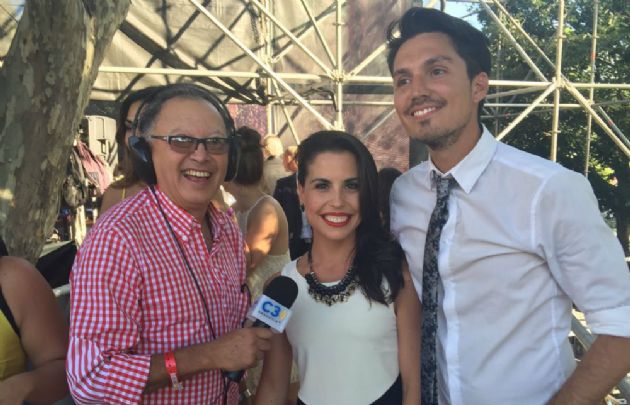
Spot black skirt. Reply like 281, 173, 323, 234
297, 374, 403, 405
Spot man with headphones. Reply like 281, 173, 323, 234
67, 83, 273, 404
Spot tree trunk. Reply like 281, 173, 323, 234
0, 1, 130, 262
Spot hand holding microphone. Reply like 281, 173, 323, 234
223, 276, 298, 382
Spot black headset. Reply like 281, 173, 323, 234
127, 83, 240, 185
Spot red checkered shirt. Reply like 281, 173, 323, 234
68, 187, 249, 404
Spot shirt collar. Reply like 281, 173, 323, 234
426, 126, 497, 194
150, 185, 228, 243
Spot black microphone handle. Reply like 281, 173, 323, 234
224, 319, 269, 382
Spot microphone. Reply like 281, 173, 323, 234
225, 275, 298, 382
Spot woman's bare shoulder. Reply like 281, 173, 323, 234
0, 256, 53, 314
0, 256, 41, 284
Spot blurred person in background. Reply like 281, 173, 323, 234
273, 146, 309, 260
377, 167, 402, 233
100, 86, 162, 214
223, 126, 296, 400
261, 135, 289, 195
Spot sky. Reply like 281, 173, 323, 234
443, 1, 482, 28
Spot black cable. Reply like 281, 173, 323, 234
151, 186, 216, 336
223, 379, 230, 405
150, 185, 236, 402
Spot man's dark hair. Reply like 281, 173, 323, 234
386, 7, 492, 118
0, 236, 8, 257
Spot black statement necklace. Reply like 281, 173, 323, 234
305, 249, 358, 306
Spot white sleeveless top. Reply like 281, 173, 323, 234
234, 195, 291, 298
237, 195, 292, 391
281, 260, 399, 405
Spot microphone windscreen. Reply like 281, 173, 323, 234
262, 276, 298, 309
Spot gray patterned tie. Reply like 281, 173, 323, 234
421, 173, 454, 405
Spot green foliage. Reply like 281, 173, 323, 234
477, 0, 630, 252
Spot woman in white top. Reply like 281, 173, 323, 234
255, 130, 420, 405
224, 126, 293, 398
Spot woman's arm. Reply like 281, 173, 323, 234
245, 198, 280, 272
253, 331, 293, 405
395, 262, 421, 405
0, 256, 68, 405
253, 271, 293, 405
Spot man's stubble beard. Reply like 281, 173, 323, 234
413, 118, 468, 152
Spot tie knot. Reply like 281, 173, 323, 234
431, 172, 454, 199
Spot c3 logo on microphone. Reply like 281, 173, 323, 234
262, 300, 288, 320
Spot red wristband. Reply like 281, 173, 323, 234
164, 351, 183, 390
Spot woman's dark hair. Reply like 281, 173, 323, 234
386, 7, 491, 120
378, 167, 402, 233
297, 130, 404, 305
112, 86, 163, 188
0, 236, 7, 257
233, 126, 264, 185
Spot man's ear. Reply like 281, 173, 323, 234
472, 72, 489, 103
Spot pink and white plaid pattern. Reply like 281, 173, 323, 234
68, 187, 249, 404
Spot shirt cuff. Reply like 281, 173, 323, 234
585, 305, 630, 337
68, 337, 152, 405
103, 353, 152, 404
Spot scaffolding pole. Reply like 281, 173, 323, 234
271, 80, 301, 145
584, 0, 599, 177
262, 0, 274, 135
188, 0, 334, 130
550, 0, 566, 162
491, 0, 555, 69
497, 84, 556, 141
479, 0, 547, 82
299, 0, 336, 66
249, 0, 333, 77
348, 42, 388, 77
272, 3, 339, 63
334, 0, 344, 130
98, 66, 322, 82
565, 83, 630, 158
86, 0, 630, 160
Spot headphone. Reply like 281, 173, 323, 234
127, 83, 240, 185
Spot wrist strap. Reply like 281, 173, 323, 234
164, 351, 183, 391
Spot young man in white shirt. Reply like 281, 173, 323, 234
387, 7, 630, 405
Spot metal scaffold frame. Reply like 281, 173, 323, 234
104, 2, 630, 392
94, 0, 630, 164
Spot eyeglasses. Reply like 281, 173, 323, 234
150, 135, 230, 155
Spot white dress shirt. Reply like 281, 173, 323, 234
390, 127, 630, 405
